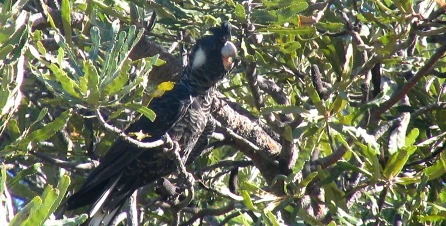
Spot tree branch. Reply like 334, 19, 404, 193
179, 203, 235, 226
372, 41, 446, 120
211, 97, 281, 184
30, 151, 98, 170
95, 109, 169, 149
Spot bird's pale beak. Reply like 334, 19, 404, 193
221, 41, 237, 71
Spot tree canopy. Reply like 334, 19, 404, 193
1, 0, 446, 225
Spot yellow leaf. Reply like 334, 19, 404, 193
129, 130, 151, 141
152, 81, 175, 98
157, 81, 175, 91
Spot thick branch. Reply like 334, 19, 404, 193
211, 97, 281, 183
179, 203, 235, 226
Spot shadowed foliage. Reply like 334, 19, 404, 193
2, 0, 446, 225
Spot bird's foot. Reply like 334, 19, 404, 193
162, 133, 174, 151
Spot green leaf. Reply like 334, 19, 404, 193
8, 163, 42, 189
103, 58, 131, 96
61, 0, 72, 45
264, 209, 280, 226
318, 38, 344, 77
102, 23, 125, 81
342, 43, 354, 79
383, 145, 417, 179
157, 81, 175, 91
9, 196, 42, 226
56, 48, 64, 66
21, 109, 72, 146
125, 103, 156, 122
330, 94, 348, 115
101, 28, 145, 95
49, 63, 80, 98
12, 175, 70, 226
297, 172, 318, 192
0, 44, 14, 59
419, 215, 446, 223
83, 60, 100, 104
262, 0, 306, 9
356, 142, 382, 182
337, 161, 372, 177
255, 50, 268, 65
275, 2, 308, 23
89, 27, 101, 61
317, 22, 345, 32
42, 214, 88, 226
53, 34, 82, 77
259, 0, 308, 24
240, 190, 257, 211
252, 9, 278, 24
304, 76, 325, 114
44, 175, 70, 222
281, 41, 301, 53
0, 164, 7, 195
405, 128, 419, 147
342, 126, 380, 154
388, 114, 410, 155
259, 27, 316, 35
424, 151, 446, 181
152, 57, 166, 67
234, 3, 246, 22
24, 185, 58, 226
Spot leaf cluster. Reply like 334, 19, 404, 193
1, 0, 446, 225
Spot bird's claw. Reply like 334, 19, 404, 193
161, 133, 174, 151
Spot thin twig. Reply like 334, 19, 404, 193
406, 142, 446, 167
30, 151, 98, 170
95, 109, 167, 149
372, 41, 446, 119
198, 160, 252, 173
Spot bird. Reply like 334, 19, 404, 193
65, 22, 237, 226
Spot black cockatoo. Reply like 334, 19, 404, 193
66, 22, 237, 225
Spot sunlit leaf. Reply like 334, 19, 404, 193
61, 0, 72, 45
21, 109, 72, 147
125, 103, 156, 122
424, 151, 446, 181
48, 64, 80, 98
8, 163, 42, 189
234, 3, 246, 22
240, 190, 257, 212
383, 145, 417, 179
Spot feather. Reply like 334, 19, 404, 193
66, 22, 237, 225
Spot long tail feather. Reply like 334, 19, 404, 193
86, 174, 122, 226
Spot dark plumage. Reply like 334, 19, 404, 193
66, 22, 237, 225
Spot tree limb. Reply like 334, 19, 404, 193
371, 41, 446, 120
211, 97, 282, 184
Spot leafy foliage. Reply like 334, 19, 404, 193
1, 0, 446, 225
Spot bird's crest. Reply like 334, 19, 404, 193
209, 21, 232, 43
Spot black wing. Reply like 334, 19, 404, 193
66, 84, 191, 210
65, 22, 237, 226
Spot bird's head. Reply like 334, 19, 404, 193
186, 22, 237, 92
